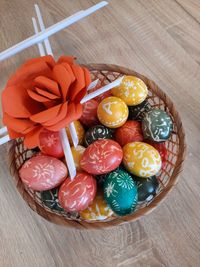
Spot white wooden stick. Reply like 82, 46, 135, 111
0, 1, 108, 62
0, 135, 10, 145
87, 79, 99, 91
0, 126, 8, 135
32, 17, 46, 56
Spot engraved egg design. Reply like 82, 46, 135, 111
123, 142, 162, 178
142, 109, 173, 142
19, 155, 68, 191
84, 125, 114, 146
128, 100, 151, 121
41, 187, 64, 211
97, 96, 128, 128
58, 172, 97, 212
104, 168, 138, 216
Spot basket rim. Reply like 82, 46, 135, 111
9, 64, 187, 229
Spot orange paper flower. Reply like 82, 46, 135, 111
2, 55, 91, 148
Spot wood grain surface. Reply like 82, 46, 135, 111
0, 0, 200, 266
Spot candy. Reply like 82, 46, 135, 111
41, 188, 64, 211
142, 109, 173, 142
39, 129, 64, 158
71, 145, 86, 171
115, 120, 143, 147
104, 168, 138, 216
80, 191, 113, 221
58, 172, 97, 212
97, 96, 128, 128
132, 175, 159, 202
19, 155, 68, 191
80, 139, 123, 175
80, 99, 99, 127
111, 76, 148, 106
123, 142, 162, 178
66, 120, 85, 145
84, 125, 114, 146
128, 100, 151, 121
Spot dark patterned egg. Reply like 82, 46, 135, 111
142, 109, 173, 142
41, 188, 64, 211
132, 175, 159, 202
80, 139, 123, 175
104, 168, 138, 216
128, 100, 151, 121
84, 125, 114, 146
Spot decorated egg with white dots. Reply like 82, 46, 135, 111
142, 109, 173, 142
58, 172, 97, 212
80, 191, 113, 221
123, 142, 162, 178
104, 168, 138, 216
111, 76, 148, 106
41, 188, 64, 211
97, 96, 128, 128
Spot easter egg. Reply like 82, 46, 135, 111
104, 168, 138, 216
19, 155, 68, 191
80, 191, 113, 221
41, 188, 64, 211
111, 76, 148, 106
84, 125, 114, 146
142, 109, 173, 142
132, 175, 159, 202
66, 120, 85, 145
123, 142, 162, 177
97, 96, 128, 128
71, 145, 86, 171
80, 99, 99, 127
115, 120, 143, 147
146, 141, 167, 168
128, 100, 151, 121
95, 174, 107, 187
80, 139, 123, 175
39, 129, 64, 158
58, 172, 97, 212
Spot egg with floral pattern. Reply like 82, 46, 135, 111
19, 155, 68, 191
80, 191, 113, 221
97, 96, 128, 128
111, 76, 148, 106
104, 168, 138, 216
58, 172, 97, 212
84, 125, 114, 146
123, 142, 162, 178
142, 109, 173, 142
80, 139, 123, 175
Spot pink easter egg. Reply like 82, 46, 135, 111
39, 129, 64, 158
19, 155, 68, 191
80, 139, 123, 175
58, 172, 97, 212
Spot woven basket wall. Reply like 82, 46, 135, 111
9, 64, 186, 229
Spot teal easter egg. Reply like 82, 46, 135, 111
142, 109, 173, 142
84, 125, 114, 146
132, 175, 159, 202
104, 169, 138, 216
41, 188, 64, 211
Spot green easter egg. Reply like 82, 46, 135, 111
104, 168, 138, 216
41, 188, 64, 211
84, 125, 114, 146
142, 109, 173, 142
132, 175, 159, 202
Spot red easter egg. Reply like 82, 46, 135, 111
19, 155, 68, 191
80, 99, 99, 126
90, 85, 112, 103
58, 172, 97, 212
39, 129, 64, 158
115, 120, 143, 147
146, 140, 168, 168
80, 139, 123, 175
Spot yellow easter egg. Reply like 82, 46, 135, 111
123, 142, 162, 177
66, 120, 85, 145
97, 96, 128, 128
80, 192, 113, 221
71, 145, 86, 171
111, 76, 148, 106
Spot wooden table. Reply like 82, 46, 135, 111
0, 0, 200, 266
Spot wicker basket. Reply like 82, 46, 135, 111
9, 64, 186, 229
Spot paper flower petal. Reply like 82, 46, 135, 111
34, 76, 60, 96
23, 126, 43, 148
43, 102, 68, 127
35, 87, 60, 100
30, 104, 61, 123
